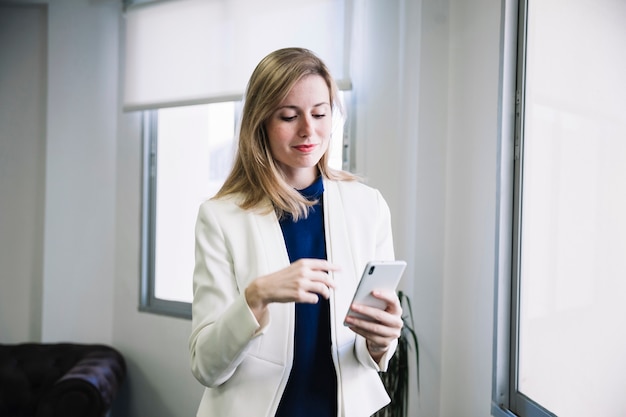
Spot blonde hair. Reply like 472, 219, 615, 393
214, 47, 356, 220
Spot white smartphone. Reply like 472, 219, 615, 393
343, 260, 407, 325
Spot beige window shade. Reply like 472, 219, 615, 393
123, 0, 351, 111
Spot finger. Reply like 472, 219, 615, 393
309, 270, 337, 289
369, 290, 401, 312
298, 258, 342, 273
299, 292, 322, 304
293, 259, 339, 289
291, 277, 334, 303
347, 316, 403, 340
348, 303, 403, 328
347, 324, 400, 350
314, 281, 333, 300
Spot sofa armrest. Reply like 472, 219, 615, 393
37, 347, 126, 417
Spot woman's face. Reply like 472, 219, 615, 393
265, 74, 332, 189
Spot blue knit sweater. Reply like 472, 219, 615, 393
275, 176, 337, 417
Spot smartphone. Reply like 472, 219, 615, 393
343, 260, 407, 325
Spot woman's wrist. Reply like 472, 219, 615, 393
366, 340, 389, 354
244, 281, 268, 321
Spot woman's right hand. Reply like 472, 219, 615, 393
244, 258, 339, 321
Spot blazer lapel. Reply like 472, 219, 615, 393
323, 180, 360, 344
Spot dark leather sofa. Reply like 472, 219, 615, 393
0, 343, 126, 417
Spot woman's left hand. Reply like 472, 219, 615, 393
344, 290, 403, 362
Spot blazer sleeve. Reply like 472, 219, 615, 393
188, 200, 268, 388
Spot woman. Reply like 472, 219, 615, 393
189, 47, 403, 417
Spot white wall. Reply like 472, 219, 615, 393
39, 0, 119, 343
0, 0, 505, 416
0, 4, 47, 343
441, 0, 501, 415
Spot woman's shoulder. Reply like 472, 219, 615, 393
196, 194, 241, 221
199, 193, 238, 209
198, 194, 272, 219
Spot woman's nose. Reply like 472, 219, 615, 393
299, 115, 313, 138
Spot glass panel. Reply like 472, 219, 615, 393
154, 102, 237, 302
517, 1, 626, 416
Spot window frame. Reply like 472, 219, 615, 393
493, 0, 558, 416
491, 0, 520, 414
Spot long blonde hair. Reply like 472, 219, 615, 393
215, 47, 356, 220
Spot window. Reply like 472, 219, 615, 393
494, 0, 626, 416
140, 94, 352, 318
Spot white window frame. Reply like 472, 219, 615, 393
493, 1, 558, 415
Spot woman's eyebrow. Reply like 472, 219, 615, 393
277, 102, 330, 110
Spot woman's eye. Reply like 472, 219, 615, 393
279, 112, 326, 121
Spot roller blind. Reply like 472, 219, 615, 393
123, 0, 351, 111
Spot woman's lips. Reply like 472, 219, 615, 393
293, 144, 317, 152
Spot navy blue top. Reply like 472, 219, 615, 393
275, 176, 338, 417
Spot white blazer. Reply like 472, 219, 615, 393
189, 179, 397, 417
